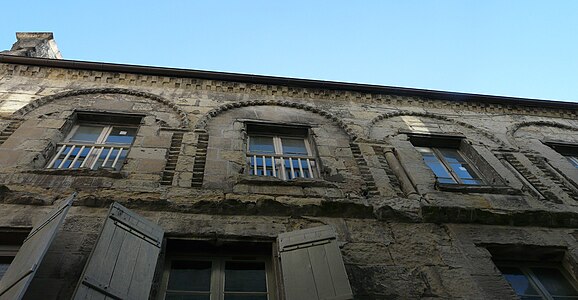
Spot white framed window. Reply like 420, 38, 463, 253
497, 263, 578, 300
246, 124, 317, 180
160, 255, 275, 300
46, 113, 141, 171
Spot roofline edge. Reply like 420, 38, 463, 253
1, 54, 576, 110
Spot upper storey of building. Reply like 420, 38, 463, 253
0, 32, 577, 228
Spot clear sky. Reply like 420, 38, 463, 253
1, 1, 577, 102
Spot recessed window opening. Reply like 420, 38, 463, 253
489, 246, 578, 300
497, 264, 578, 300
47, 112, 142, 171
0, 231, 28, 280
246, 123, 317, 180
545, 141, 578, 169
161, 239, 275, 300
409, 133, 484, 185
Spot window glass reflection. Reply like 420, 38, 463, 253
167, 260, 212, 292
69, 125, 103, 143
249, 136, 275, 154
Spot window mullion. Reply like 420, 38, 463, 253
434, 148, 461, 184
96, 125, 113, 144
303, 138, 313, 156
525, 267, 554, 300
212, 258, 223, 300
64, 124, 81, 142
273, 136, 282, 155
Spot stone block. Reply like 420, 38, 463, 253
127, 147, 167, 159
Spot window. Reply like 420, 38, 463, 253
246, 123, 317, 180
46, 112, 141, 171
0, 231, 27, 281
163, 257, 272, 300
497, 264, 578, 300
409, 133, 484, 185
415, 147, 483, 185
0, 247, 17, 280
545, 141, 578, 169
160, 240, 275, 300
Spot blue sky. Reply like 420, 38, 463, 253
1, 1, 577, 102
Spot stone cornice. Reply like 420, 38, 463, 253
0, 56, 576, 120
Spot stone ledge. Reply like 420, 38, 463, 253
436, 183, 522, 195
422, 205, 578, 228
25, 168, 126, 178
236, 174, 338, 187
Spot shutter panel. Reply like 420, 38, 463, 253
0, 192, 75, 300
278, 225, 353, 300
73, 202, 164, 300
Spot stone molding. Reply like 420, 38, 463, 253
368, 110, 507, 147
508, 120, 578, 138
2, 63, 576, 120
195, 99, 359, 141
11, 87, 190, 128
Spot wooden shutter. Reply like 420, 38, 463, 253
0, 192, 75, 300
73, 202, 164, 300
277, 226, 353, 300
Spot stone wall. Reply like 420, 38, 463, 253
0, 61, 577, 299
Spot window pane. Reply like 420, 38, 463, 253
532, 267, 578, 296
224, 261, 267, 293
498, 266, 541, 297
438, 148, 482, 185
167, 260, 212, 292
416, 147, 456, 183
249, 136, 275, 154
281, 138, 308, 155
69, 125, 104, 143
0, 263, 10, 280
224, 296, 268, 300
105, 127, 137, 145
566, 156, 578, 168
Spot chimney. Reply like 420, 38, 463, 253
1, 32, 62, 59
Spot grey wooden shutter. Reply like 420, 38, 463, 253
0, 192, 75, 300
73, 202, 164, 300
277, 225, 353, 300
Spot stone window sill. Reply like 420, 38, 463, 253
237, 174, 337, 188
26, 168, 125, 179
436, 182, 522, 195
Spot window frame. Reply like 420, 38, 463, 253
245, 123, 318, 180
415, 146, 485, 185
46, 112, 142, 171
496, 262, 578, 300
159, 254, 276, 300
408, 132, 486, 186
544, 140, 578, 169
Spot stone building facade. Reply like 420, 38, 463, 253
0, 33, 577, 299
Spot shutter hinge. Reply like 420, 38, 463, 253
281, 239, 331, 252
82, 276, 125, 300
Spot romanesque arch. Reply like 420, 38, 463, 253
368, 110, 507, 147
195, 99, 358, 140
12, 88, 189, 128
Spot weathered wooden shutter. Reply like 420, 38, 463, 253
73, 202, 164, 300
277, 225, 353, 300
0, 192, 75, 300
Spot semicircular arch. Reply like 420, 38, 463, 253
12, 88, 189, 128
195, 99, 358, 140
368, 110, 506, 147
